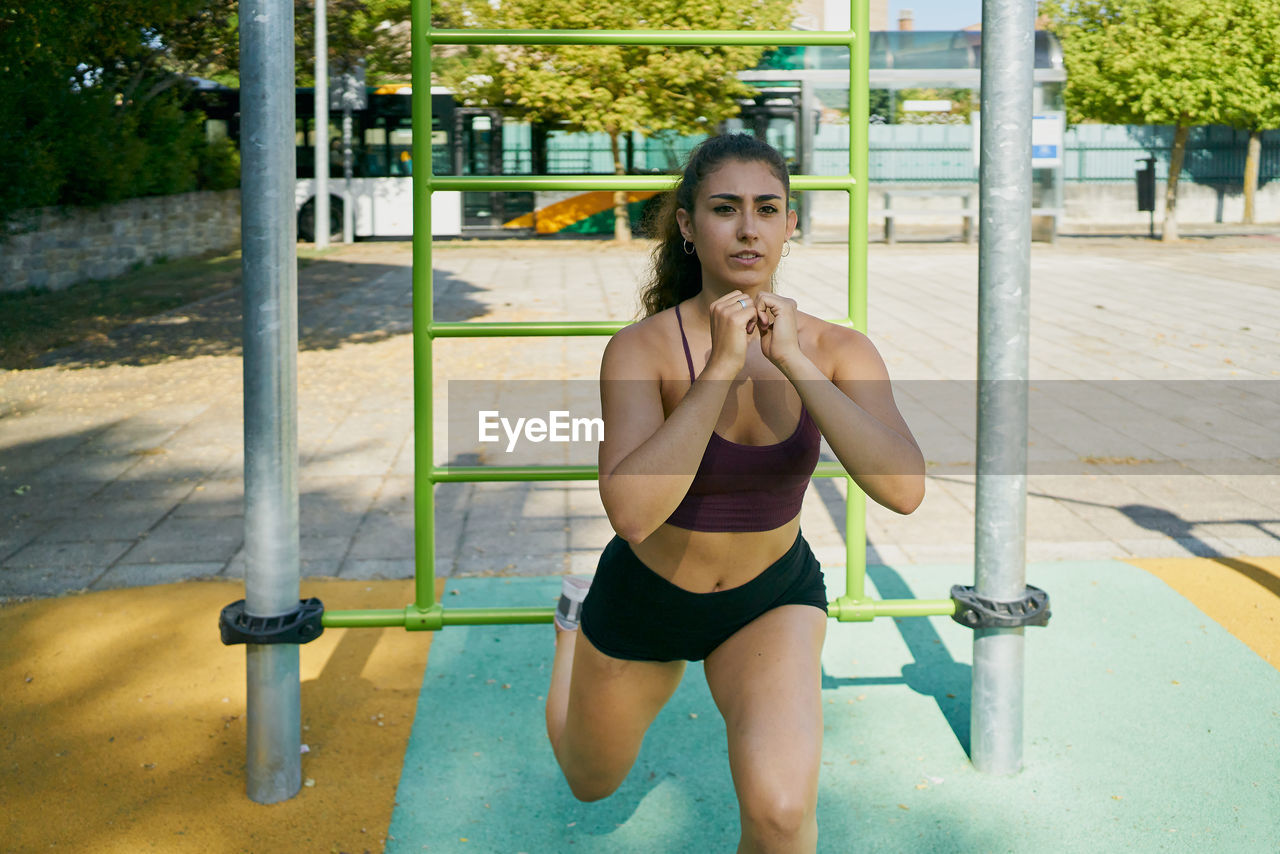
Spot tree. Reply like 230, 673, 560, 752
294, 0, 412, 84
1216, 0, 1280, 224
434, 0, 794, 241
160, 0, 241, 86
0, 1, 230, 221
1041, 0, 1234, 241
158, 2, 416, 88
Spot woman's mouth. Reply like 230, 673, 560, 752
731, 251, 763, 265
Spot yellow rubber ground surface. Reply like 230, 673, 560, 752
1, 559, 1275, 853
1126, 556, 1279, 669
1, 579, 435, 853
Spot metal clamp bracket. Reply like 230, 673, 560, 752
950, 585, 1050, 629
219, 598, 326, 645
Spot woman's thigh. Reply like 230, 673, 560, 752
702, 605, 828, 818
555, 629, 687, 800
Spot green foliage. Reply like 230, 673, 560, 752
434, 0, 794, 140
161, 0, 241, 86
0, 1, 246, 224
1213, 0, 1280, 132
295, 0, 413, 83
893, 88, 976, 125
197, 136, 242, 191
1040, 0, 1245, 127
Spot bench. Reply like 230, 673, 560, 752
868, 188, 976, 244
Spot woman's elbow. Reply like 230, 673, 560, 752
869, 472, 925, 515
601, 494, 656, 544
892, 476, 926, 515
895, 487, 925, 515
606, 512, 655, 545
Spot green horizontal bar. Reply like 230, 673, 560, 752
432, 465, 599, 483
831, 597, 958, 622
443, 607, 555, 626
431, 317, 853, 339
428, 28, 856, 47
428, 175, 854, 193
322, 609, 411, 628
431, 461, 852, 484
430, 320, 625, 338
323, 598, 956, 629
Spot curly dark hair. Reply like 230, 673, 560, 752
638, 134, 791, 318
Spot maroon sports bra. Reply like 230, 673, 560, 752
663, 304, 821, 533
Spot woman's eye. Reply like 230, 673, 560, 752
759, 205, 778, 214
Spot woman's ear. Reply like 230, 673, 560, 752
786, 207, 798, 240
675, 207, 693, 242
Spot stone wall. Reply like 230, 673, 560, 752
1, 190, 241, 293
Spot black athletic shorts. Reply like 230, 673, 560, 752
578, 530, 828, 663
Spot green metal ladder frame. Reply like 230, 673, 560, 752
320, 0, 958, 631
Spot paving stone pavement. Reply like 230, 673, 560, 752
2, 234, 1279, 600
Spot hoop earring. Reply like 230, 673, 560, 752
781, 240, 791, 257
682, 239, 696, 256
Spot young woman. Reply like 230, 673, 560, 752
545, 134, 925, 853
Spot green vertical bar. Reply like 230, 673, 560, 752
845, 479, 866, 599
846, 0, 870, 601
412, 0, 436, 611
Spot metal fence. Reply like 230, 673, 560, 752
505, 123, 1280, 184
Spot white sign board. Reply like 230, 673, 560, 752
970, 111, 1066, 168
903, 99, 952, 112
1031, 112, 1065, 167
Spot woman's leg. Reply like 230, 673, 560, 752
703, 604, 828, 854
546, 625, 686, 802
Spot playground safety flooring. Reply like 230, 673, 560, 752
2, 233, 1279, 851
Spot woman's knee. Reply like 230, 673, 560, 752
565, 774, 624, 803
555, 755, 628, 803
739, 787, 817, 842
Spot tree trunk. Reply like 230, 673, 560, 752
609, 131, 631, 243
1162, 124, 1189, 243
1243, 129, 1261, 225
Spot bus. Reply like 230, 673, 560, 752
293, 85, 537, 241
199, 83, 534, 241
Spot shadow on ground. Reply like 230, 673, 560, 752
32, 257, 486, 370
0, 418, 568, 592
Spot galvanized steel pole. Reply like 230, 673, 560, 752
315, 0, 330, 248
972, 0, 1034, 775
239, 0, 302, 803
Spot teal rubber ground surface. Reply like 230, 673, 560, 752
388, 559, 1280, 853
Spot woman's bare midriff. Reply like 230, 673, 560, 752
628, 516, 802, 593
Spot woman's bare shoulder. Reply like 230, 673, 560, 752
798, 312, 881, 378
601, 309, 676, 379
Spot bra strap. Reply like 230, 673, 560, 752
674, 304, 696, 383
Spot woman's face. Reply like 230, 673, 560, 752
676, 158, 797, 294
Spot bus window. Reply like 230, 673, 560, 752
364, 124, 389, 176
390, 124, 413, 176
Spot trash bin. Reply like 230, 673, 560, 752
1135, 157, 1156, 212
1135, 156, 1156, 238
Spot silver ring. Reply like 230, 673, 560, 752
737, 297, 750, 309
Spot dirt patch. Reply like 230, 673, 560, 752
1, 578, 439, 853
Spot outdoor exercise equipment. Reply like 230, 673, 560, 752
223, 0, 1048, 804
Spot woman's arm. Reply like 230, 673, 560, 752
597, 297, 757, 543
753, 293, 925, 514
